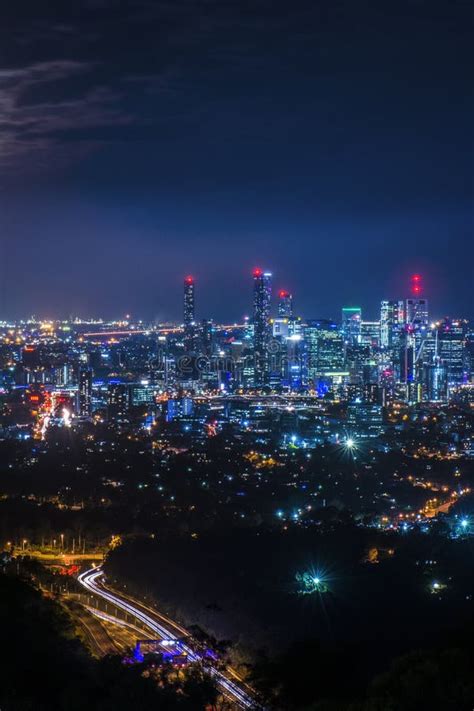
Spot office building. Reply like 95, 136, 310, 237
278, 290, 293, 318
253, 268, 272, 386
342, 307, 362, 346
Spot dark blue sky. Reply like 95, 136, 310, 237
0, 0, 472, 322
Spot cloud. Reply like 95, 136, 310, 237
0, 60, 133, 168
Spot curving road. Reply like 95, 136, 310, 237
77, 567, 261, 710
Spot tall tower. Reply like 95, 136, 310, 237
380, 300, 404, 348
253, 268, 272, 386
403, 274, 428, 398
405, 273, 428, 327
278, 290, 293, 318
183, 275, 195, 327
183, 275, 195, 352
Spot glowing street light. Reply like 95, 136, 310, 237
296, 571, 329, 595
345, 437, 355, 449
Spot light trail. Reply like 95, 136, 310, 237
77, 568, 261, 709
84, 606, 155, 639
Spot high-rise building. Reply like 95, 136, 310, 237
282, 334, 305, 389
380, 300, 404, 348
78, 369, 92, 416
423, 361, 448, 402
201, 318, 214, 357
342, 307, 362, 346
399, 275, 429, 394
183, 275, 196, 352
253, 268, 272, 386
405, 272, 428, 328
272, 318, 289, 339
278, 290, 293, 318
360, 321, 380, 349
466, 330, 474, 380
436, 318, 468, 387
405, 298, 429, 328
183, 275, 195, 326
304, 319, 345, 385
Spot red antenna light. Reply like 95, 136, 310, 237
184, 275, 194, 284
410, 273, 423, 296
253, 267, 263, 277
279, 290, 290, 298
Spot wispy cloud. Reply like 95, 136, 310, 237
0, 60, 133, 167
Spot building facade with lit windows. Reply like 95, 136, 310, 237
304, 319, 345, 388
277, 290, 293, 318
183, 275, 196, 352
342, 307, 362, 346
253, 268, 272, 386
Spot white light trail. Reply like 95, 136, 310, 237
77, 568, 259, 709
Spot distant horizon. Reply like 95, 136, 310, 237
1, 280, 470, 327
0, 1, 471, 324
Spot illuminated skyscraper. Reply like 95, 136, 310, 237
360, 320, 380, 349
406, 298, 429, 328
253, 268, 272, 386
342, 307, 362, 346
380, 300, 404, 348
183, 275, 195, 327
436, 318, 468, 386
402, 275, 429, 395
406, 274, 428, 328
278, 290, 293, 318
423, 361, 448, 402
304, 319, 345, 387
183, 275, 196, 352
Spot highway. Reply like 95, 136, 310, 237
77, 567, 261, 710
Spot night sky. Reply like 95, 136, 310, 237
0, 1, 472, 322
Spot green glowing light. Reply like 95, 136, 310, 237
296, 571, 329, 595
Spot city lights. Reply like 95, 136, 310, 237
0, 5, 471, 710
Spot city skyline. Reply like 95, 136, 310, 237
0, 4, 472, 710
0, 0, 472, 320
1, 267, 469, 325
